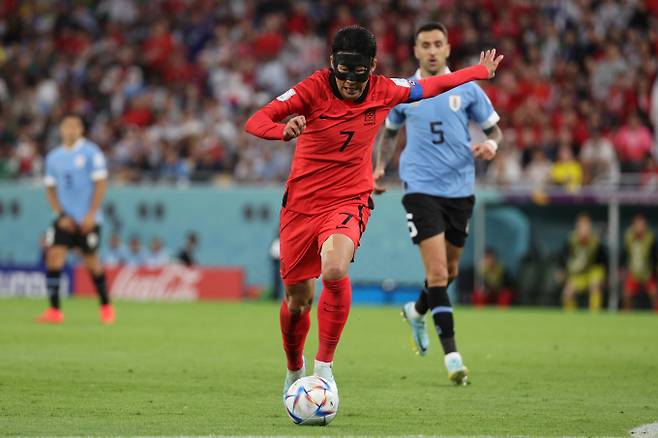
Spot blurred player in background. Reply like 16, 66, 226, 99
373, 22, 502, 385
621, 214, 657, 311
245, 25, 502, 396
38, 114, 114, 324
557, 213, 606, 311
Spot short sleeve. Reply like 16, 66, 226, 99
89, 145, 108, 181
384, 77, 416, 107
256, 73, 321, 127
468, 84, 500, 130
385, 104, 407, 130
44, 154, 56, 187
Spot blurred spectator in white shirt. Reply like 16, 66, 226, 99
580, 127, 620, 187
146, 237, 171, 267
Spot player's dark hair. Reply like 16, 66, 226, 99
415, 21, 448, 42
331, 25, 376, 58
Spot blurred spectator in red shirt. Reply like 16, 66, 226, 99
613, 112, 654, 173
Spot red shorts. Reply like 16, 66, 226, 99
279, 202, 371, 285
624, 274, 657, 297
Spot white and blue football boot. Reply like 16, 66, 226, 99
401, 301, 430, 356
445, 351, 469, 385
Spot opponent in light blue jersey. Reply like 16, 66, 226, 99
385, 68, 499, 197
373, 22, 504, 386
38, 114, 114, 325
44, 138, 107, 223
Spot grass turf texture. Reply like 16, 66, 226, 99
1, 299, 657, 437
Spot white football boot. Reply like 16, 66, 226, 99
444, 351, 469, 385
282, 356, 305, 398
313, 359, 338, 394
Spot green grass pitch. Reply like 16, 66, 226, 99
1, 298, 657, 437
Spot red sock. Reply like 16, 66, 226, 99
279, 301, 311, 371
316, 276, 352, 363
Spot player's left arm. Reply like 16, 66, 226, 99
469, 81, 503, 161
385, 50, 502, 109
472, 124, 503, 161
80, 148, 108, 233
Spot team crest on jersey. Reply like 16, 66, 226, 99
449, 95, 461, 111
74, 155, 86, 168
364, 108, 376, 126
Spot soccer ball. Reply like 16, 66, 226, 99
284, 376, 339, 425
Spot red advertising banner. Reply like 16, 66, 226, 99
75, 265, 244, 301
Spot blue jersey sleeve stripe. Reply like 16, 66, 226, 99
407, 82, 423, 102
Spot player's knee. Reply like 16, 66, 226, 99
426, 269, 449, 287
285, 293, 311, 313
46, 249, 65, 270
322, 263, 348, 281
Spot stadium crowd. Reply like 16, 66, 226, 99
1, 0, 658, 189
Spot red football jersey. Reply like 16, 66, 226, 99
249, 69, 411, 214
245, 65, 489, 214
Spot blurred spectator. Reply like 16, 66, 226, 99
145, 237, 171, 267
579, 127, 619, 187
524, 149, 552, 190
485, 148, 522, 188
472, 248, 514, 308
551, 145, 582, 192
102, 233, 128, 266
613, 113, 654, 173
556, 214, 606, 311
177, 232, 198, 266
124, 235, 147, 266
621, 214, 658, 311
0, 1, 654, 188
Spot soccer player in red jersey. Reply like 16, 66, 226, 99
244, 26, 502, 396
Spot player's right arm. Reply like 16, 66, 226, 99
244, 80, 311, 141
44, 154, 76, 232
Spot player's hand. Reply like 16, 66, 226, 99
479, 49, 504, 78
373, 166, 387, 195
79, 214, 96, 234
57, 214, 77, 233
283, 116, 306, 141
472, 142, 497, 160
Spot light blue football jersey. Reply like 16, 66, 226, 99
386, 69, 499, 198
44, 138, 108, 223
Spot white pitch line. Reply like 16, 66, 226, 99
630, 422, 658, 437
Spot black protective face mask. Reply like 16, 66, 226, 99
332, 52, 372, 83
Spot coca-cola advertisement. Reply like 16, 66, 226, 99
75, 265, 244, 301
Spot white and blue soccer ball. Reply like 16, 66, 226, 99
284, 376, 338, 426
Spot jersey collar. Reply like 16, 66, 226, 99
62, 138, 85, 151
414, 66, 451, 80
328, 70, 370, 104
